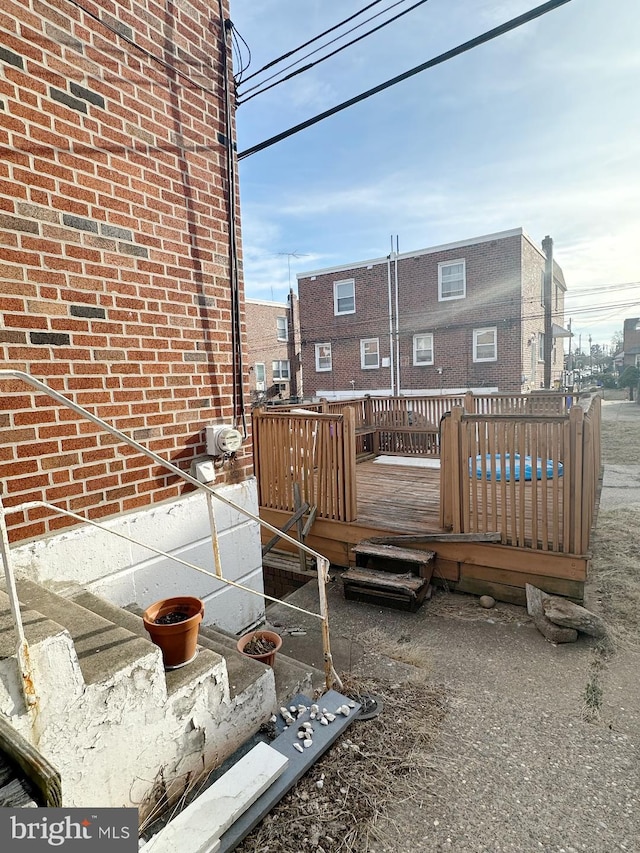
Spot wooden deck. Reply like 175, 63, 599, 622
255, 396, 600, 605
352, 459, 442, 532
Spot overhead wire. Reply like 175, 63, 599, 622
238, 0, 426, 103
239, 0, 390, 85
238, 0, 575, 160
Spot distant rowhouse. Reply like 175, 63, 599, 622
245, 294, 301, 402
297, 228, 567, 398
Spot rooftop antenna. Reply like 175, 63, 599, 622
276, 251, 309, 296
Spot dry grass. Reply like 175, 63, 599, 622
588, 507, 640, 649
236, 673, 447, 853
601, 421, 640, 465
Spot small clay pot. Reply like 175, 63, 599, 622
236, 629, 283, 667
142, 596, 204, 670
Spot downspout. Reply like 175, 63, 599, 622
394, 236, 401, 395
387, 251, 395, 395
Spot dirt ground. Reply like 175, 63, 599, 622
239, 392, 640, 853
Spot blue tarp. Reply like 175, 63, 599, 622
470, 453, 563, 481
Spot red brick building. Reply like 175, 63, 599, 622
297, 228, 567, 398
622, 317, 640, 369
0, 0, 266, 633
245, 294, 301, 402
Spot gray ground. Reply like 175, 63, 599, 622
265, 395, 640, 853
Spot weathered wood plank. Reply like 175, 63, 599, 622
341, 567, 427, 594
0, 716, 61, 806
365, 532, 501, 545
353, 541, 435, 565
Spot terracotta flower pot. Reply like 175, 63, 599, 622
142, 596, 204, 670
236, 629, 283, 667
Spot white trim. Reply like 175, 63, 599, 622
360, 338, 380, 370
272, 359, 290, 380
297, 228, 527, 279
438, 259, 466, 301
333, 278, 355, 315
413, 333, 434, 366
276, 315, 288, 341
315, 342, 332, 372
473, 327, 497, 363
246, 298, 288, 308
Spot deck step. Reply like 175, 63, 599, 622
352, 540, 435, 579
341, 566, 432, 611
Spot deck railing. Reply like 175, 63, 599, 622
440, 394, 601, 553
253, 408, 357, 522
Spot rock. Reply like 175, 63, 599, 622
525, 584, 578, 644
542, 597, 607, 639
479, 595, 496, 609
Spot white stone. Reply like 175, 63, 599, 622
145, 742, 288, 853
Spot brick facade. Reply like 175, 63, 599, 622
622, 317, 640, 368
297, 229, 567, 397
0, 0, 252, 544
245, 295, 301, 401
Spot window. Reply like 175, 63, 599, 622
538, 332, 545, 363
276, 315, 288, 341
438, 260, 465, 300
540, 269, 545, 306
360, 338, 379, 369
473, 327, 497, 362
413, 333, 434, 365
315, 343, 332, 372
272, 360, 290, 380
254, 363, 265, 390
334, 279, 355, 315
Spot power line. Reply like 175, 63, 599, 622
245, 296, 638, 353
238, 0, 574, 160
240, 0, 390, 85
238, 0, 429, 104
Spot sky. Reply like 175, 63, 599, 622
230, 0, 640, 351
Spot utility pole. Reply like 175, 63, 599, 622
541, 235, 553, 388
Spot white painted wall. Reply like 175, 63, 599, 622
11, 479, 265, 635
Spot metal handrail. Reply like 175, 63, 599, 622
0, 370, 340, 699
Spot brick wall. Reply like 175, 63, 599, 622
245, 297, 300, 400
0, 0, 251, 544
298, 231, 537, 396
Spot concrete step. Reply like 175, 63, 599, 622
0, 589, 66, 660
198, 623, 326, 707
68, 589, 226, 698
12, 578, 156, 687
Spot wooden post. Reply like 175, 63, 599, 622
342, 407, 357, 522
450, 407, 463, 532
569, 405, 584, 554
464, 391, 474, 414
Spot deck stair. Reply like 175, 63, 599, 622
342, 541, 435, 611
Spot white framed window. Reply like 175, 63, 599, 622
538, 332, 545, 363
473, 327, 497, 362
254, 362, 265, 390
272, 360, 290, 380
276, 315, 288, 341
438, 260, 465, 301
540, 269, 545, 306
360, 338, 379, 369
413, 333, 434, 365
315, 343, 332, 372
334, 279, 355, 315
